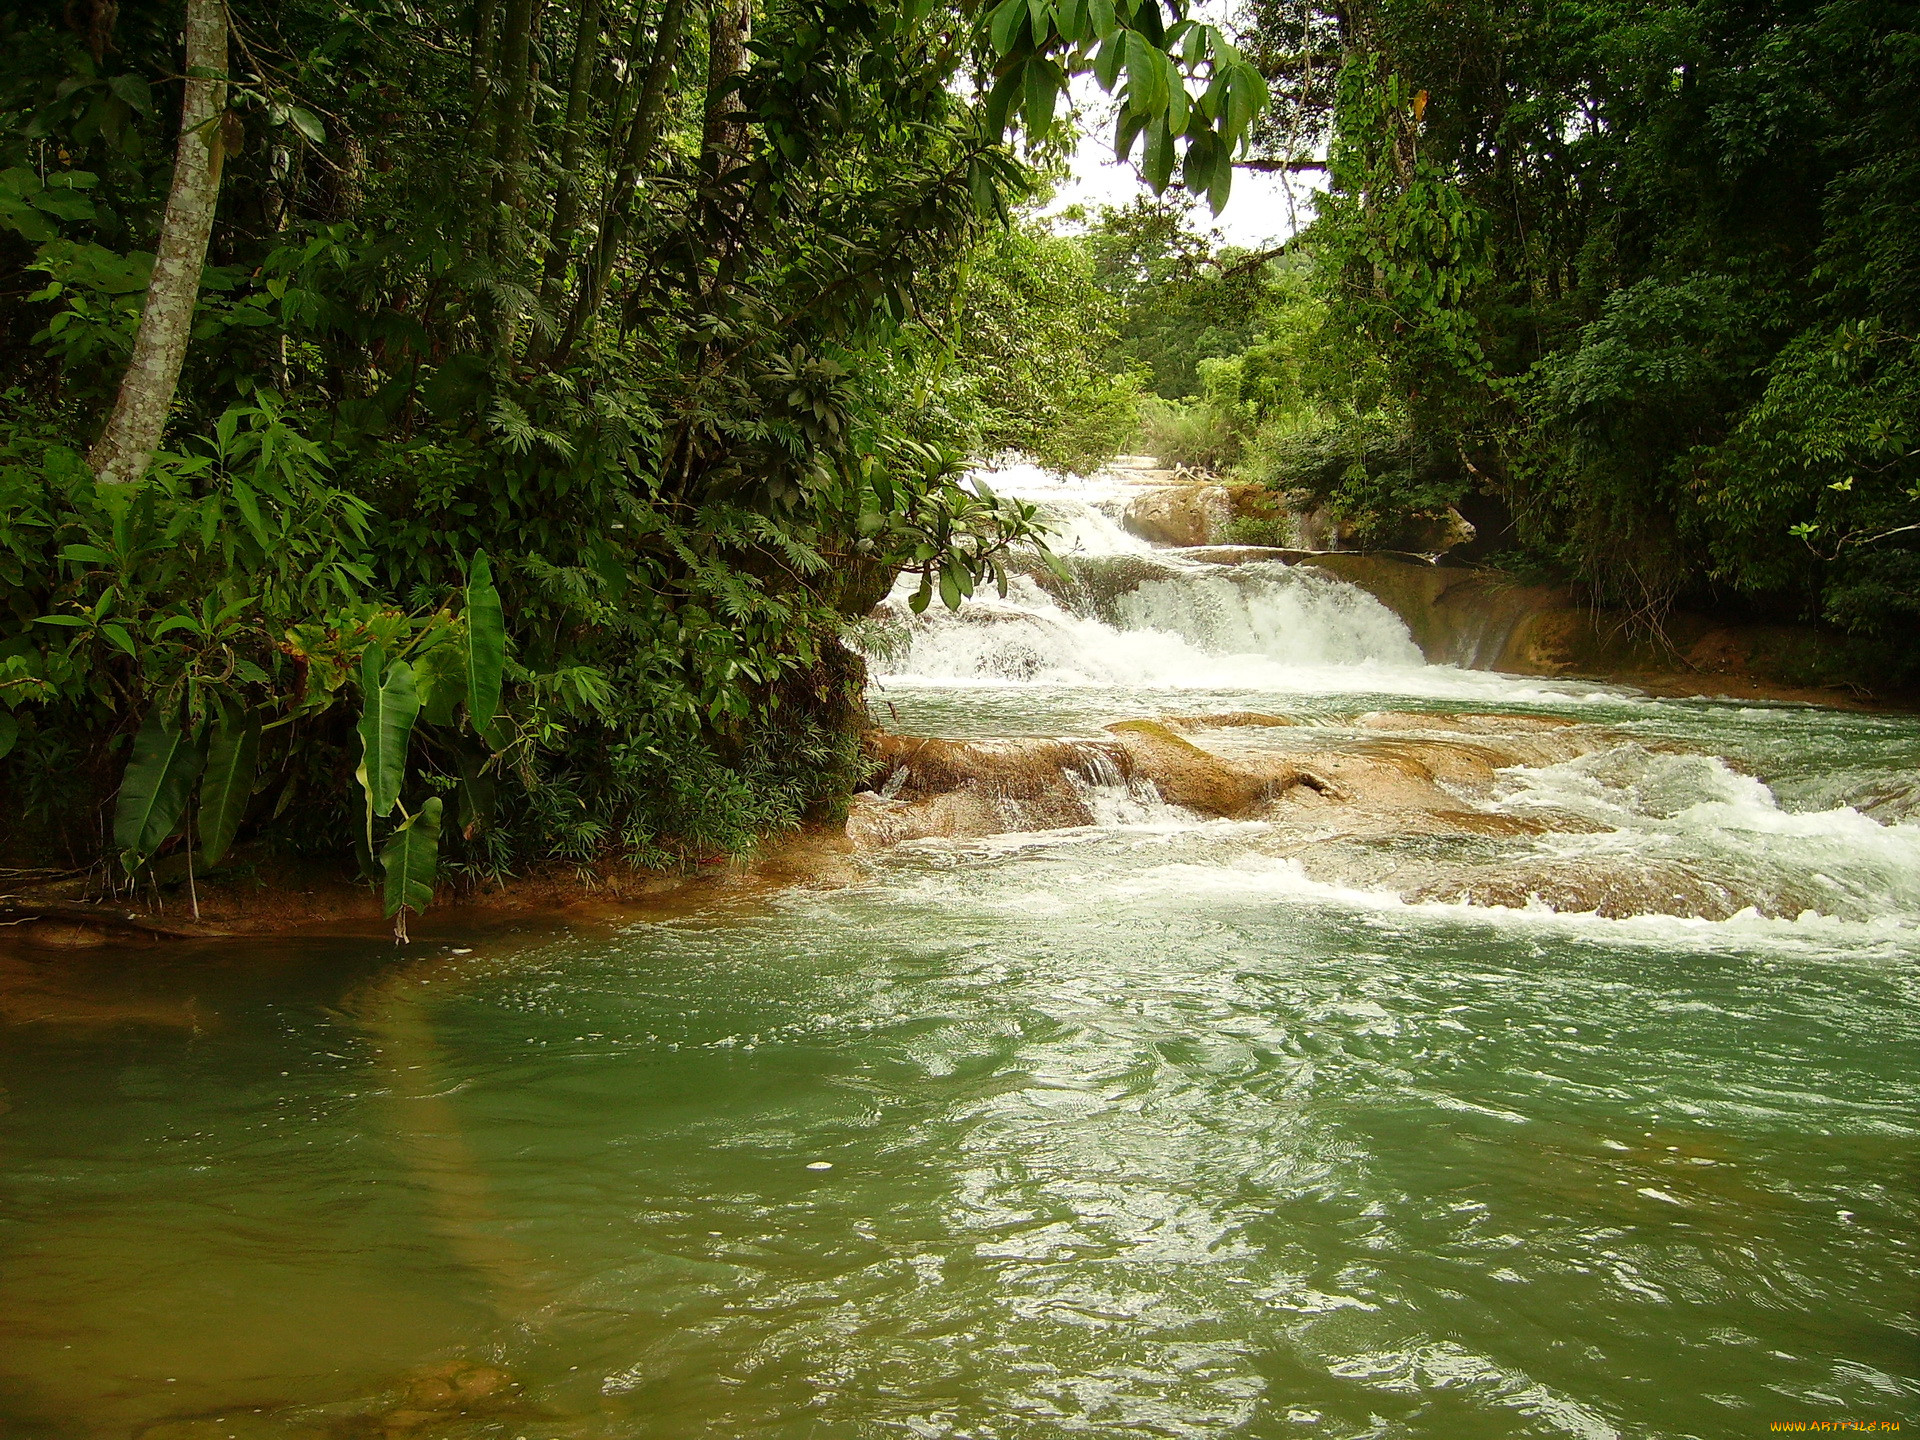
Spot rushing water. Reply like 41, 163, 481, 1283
3, 466, 1917, 1439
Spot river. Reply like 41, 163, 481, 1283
2, 466, 1916, 1438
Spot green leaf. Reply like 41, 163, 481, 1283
1122, 31, 1168, 117
107, 74, 153, 114
229, 476, 271, 549
1024, 57, 1062, 135
59, 543, 113, 564
0, 711, 16, 760
355, 654, 419, 821
286, 106, 326, 145
1164, 55, 1189, 135
1143, 116, 1176, 191
984, 63, 1025, 138
197, 705, 260, 868
909, 573, 934, 614
415, 640, 469, 727
381, 796, 442, 922
1088, 0, 1116, 39
464, 551, 506, 735
988, 0, 1028, 55
938, 563, 963, 610
113, 705, 204, 871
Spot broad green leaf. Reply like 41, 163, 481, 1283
988, 0, 1028, 55
1122, 31, 1168, 117
464, 551, 505, 735
0, 711, 16, 760
1223, 61, 1265, 140
1088, 0, 1116, 38
286, 106, 326, 145
909, 573, 934, 614
414, 640, 469, 727
107, 74, 153, 114
938, 563, 962, 610
1024, 57, 1062, 135
30, 188, 94, 220
1165, 56, 1190, 136
984, 64, 1025, 138
229, 476, 272, 548
197, 705, 260, 868
355, 654, 419, 821
381, 796, 443, 922
114, 705, 204, 871
1143, 116, 1176, 191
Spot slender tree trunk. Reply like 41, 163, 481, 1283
488, 0, 538, 252
87, 0, 229, 486
699, 0, 751, 180
466, 0, 503, 247
697, 0, 753, 299
533, 0, 607, 348
483, 0, 539, 352
556, 0, 690, 358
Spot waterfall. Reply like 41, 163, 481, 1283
862, 465, 1428, 688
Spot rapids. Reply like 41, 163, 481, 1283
1, 464, 1915, 1439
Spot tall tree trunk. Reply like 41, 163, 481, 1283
698, 0, 751, 180
488, 0, 538, 253
466, 0, 503, 249
484, 0, 538, 352
697, 0, 753, 303
555, 0, 690, 358
87, 0, 229, 486
533, 0, 607, 346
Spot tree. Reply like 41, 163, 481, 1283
85, 0, 228, 485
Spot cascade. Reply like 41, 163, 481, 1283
860, 463, 1428, 687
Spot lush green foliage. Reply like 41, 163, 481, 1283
1235, 0, 1920, 651
940, 217, 1142, 473
0, 0, 1266, 915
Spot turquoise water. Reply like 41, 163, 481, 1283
2, 754, 1917, 1436
4, 471, 1918, 1436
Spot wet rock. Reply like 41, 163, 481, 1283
1160, 712, 1300, 730
1174, 545, 1321, 566
853, 712, 1628, 849
1122, 484, 1228, 547
1402, 863, 1759, 920
851, 735, 1125, 844
17, 919, 117, 949
1103, 719, 1306, 815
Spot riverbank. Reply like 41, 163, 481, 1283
3, 461, 1909, 955
2, 673, 1906, 960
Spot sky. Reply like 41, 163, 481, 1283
1038, 77, 1326, 249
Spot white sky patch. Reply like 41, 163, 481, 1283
1039, 74, 1326, 248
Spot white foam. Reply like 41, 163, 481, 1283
1116, 564, 1424, 667
1097, 853, 1920, 951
